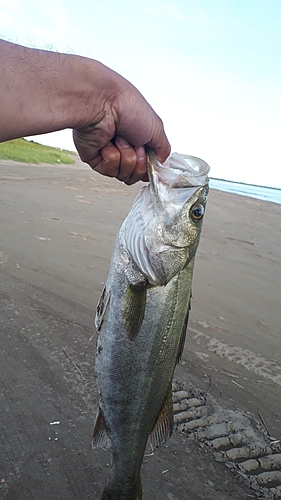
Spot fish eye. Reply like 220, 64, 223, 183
190, 203, 205, 221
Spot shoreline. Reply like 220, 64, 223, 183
1, 156, 281, 202
210, 175, 281, 191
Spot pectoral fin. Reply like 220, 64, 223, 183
147, 382, 174, 453
92, 408, 111, 451
122, 283, 147, 341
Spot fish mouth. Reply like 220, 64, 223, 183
147, 149, 210, 191
146, 149, 210, 211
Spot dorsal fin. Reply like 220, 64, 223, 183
176, 291, 192, 364
95, 285, 110, 331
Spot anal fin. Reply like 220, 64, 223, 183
147, 382, 174, 453
92, 408, 111, 451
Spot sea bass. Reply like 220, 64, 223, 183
93, 150, 209, 500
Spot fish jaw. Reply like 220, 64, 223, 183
146, 148, 210, 212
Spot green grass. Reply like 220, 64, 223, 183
0, 138, 76, 165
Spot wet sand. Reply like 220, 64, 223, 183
0, 158, 280, 499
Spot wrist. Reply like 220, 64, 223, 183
67, 57, 122, 131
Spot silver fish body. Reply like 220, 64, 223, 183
93, 151, 209, 500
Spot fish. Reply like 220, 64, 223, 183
92, 149, 210, 500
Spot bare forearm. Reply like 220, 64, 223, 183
0, 40, 118, 141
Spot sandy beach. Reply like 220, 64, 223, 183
0, 158, 280, 499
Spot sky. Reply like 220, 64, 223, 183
1, 0, 281, 187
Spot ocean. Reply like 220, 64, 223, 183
209, 178, 281, 205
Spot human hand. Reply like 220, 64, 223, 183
73, 65, 170, 185
0, 41, 170, 182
